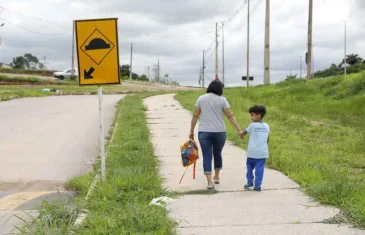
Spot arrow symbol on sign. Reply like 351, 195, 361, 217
84, 67, 95, 79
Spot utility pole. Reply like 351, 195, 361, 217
43, 56, 48, 70
157, 59, 160, 82
129, 43, 133, 80
199, 67, 202, 86
152, 67, 156, 82
344, 21, 347, 76
147, 66, 150, 81
71, 20, 75, 79
307, 0, 313, 80
222, 22, 225, 85
202, 50, 205, 88
215, 22, 219, 80
264, 0, 270, 85
247, 0, 250, 87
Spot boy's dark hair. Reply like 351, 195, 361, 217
249, 105, 267, 118
207, 80, 224, 96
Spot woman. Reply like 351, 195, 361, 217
189, 80, 242, 189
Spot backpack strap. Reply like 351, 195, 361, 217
179, 165, 189, 184
193, 162, 196, 180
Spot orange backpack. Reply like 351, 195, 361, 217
179, 139, 199, 184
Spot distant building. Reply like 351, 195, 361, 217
0, 63, 13, 69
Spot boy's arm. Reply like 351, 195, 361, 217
240, 123, 253, 139
267, 135, 269, 144
240, 130, 248, 139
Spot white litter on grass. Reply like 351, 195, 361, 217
149, 196, 175, 207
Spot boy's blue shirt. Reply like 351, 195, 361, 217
246, 122, 270, 159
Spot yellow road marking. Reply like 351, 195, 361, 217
0, 191, 56, 211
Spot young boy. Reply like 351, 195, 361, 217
240, 105, 270, 192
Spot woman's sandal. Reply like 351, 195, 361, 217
207, 184, 215, 190
213, 176, 220, 184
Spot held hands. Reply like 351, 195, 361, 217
239, 130, 245, 139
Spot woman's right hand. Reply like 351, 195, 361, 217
189, 132, 194, 139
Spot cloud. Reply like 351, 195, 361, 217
0, 0, 363, 86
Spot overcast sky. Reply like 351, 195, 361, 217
0, 0, 364, 86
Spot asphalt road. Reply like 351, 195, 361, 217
0, 95, 124, 234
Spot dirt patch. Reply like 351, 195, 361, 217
311, 121, 326, 126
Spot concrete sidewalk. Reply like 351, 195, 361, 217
144, 94, 365, 235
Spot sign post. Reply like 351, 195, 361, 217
75, 18, 120, 182
98, 85, 105, 182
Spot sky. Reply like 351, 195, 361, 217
0, 0, 364, 87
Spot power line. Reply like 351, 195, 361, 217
224, 0, 249, 24
0, 6, 68, 30
118, 29, 214, 38
250, 0, 265, 18
0, 17, 68, 35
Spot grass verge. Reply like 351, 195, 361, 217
0, 75, 75, 85
76, 95, 176, 234
12, 198, 85, 235
175, 72, 365, 228
0, 84, 142, 102
14, 94, 176, 234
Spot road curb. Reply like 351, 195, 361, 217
73, 101, 121, 229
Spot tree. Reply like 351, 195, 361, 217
285, 74, 297, 80
12, 56, 26, 69
346, 54, 363, 66
131, 73, 138, 80
330, 63, 340, 70
11, 54, 43, 69
23, 53, 39, 69
138, 74, 149, 82
120, 64, 130, 77
340, 54, 363, 68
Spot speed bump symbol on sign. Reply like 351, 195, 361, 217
75, 18, 120, 85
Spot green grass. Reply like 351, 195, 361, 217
0, 84, 149, 102
0, 68, 55, 77
12, 196, 85, 235
76, 95, 176, 234
15, 94, 176, 234
0, 74, 190, 101
0, 75, 74, 85
175, 72, 365, 228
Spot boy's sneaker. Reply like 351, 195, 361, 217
244, 183, 254, 189
254, 187, 261, 192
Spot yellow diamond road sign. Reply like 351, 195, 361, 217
75, 18, 120, 85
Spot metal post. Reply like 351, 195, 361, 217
202, 50, 205, 88
307, 0, 313, 79
98, 86, 106, 182
215, 22, 219, 80
147, 66, 150, 81
129, 43, 133, 80
71, 21, 75, 79
264, 0, 270, 84
344, 22, 347, 76
247, 0, 250, 87
222, 22, 225, 85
